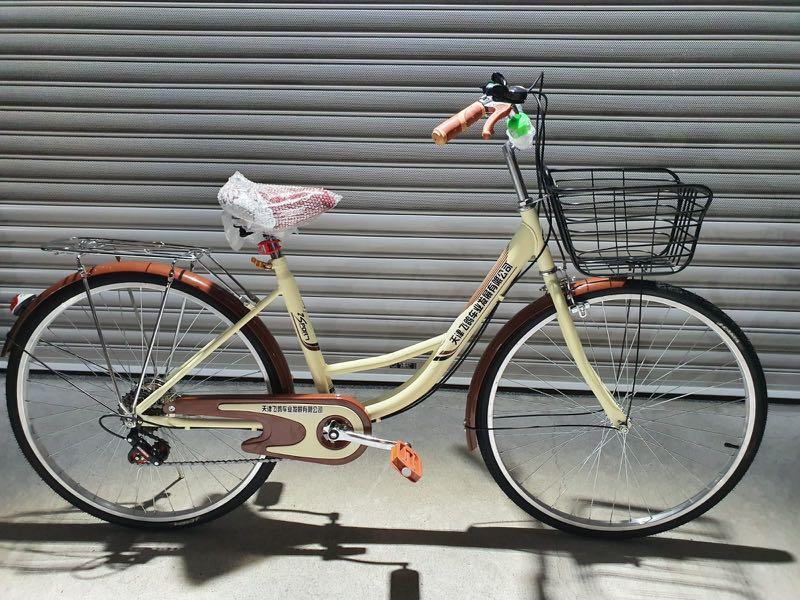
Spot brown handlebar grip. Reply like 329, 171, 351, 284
482, 103, 513, 140
432, 101, 486, 145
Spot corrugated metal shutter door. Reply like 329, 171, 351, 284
1, 2, 798, 397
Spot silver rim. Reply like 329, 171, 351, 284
16, 281, 272, 523
487, 292, 757, 533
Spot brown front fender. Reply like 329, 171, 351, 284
464, 277, 625, 450
2, 261, 294, 394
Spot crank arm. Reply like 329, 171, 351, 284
329, 428, 395, 450
328, 428, 423, 482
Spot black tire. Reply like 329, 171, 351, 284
6, 271, 291, 529
476, 280, 767, 538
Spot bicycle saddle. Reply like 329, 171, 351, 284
482, 72, 529, 104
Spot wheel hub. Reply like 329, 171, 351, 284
121, 378, 172, 415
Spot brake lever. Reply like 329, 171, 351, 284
482, 103, 513, 140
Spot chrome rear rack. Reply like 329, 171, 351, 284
41, 237, 260, 304
42, 237, 209, 262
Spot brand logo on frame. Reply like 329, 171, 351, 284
292, 312, 320, 351
435, 262, 514, 360
261, 404, 323, 414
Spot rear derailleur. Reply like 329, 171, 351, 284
126, 427, 170, 467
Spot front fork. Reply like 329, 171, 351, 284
509, 143, 629, 429
523, 211, 629, 429
542, 273, 630, 428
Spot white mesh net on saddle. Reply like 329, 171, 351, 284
217, 171, 342, 250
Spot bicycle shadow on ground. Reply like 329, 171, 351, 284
0, 482, 793, 599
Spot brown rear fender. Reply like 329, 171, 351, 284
2, 261, 294, 394
464, 277, 625, 450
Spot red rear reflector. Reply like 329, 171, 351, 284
10, 293, 35, 316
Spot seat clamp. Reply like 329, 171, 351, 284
258, 237, 283, 258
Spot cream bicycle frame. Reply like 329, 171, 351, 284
137, 200, 628, 430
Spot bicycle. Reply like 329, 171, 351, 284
4, 74, 767, 538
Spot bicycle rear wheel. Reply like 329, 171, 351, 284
476, 280, 767, 537
6, 271, 290, 528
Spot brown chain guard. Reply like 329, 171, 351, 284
164, 393, 372, 465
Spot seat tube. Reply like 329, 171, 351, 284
272, 257, 333, 393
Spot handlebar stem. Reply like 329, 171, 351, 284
502, 142, 534, 210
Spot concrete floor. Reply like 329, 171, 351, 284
0, 376, 798, 600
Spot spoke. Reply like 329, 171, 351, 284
499, 429, 594, 453
632, 427, 712, 489
164, 431, 200, 510
164, 296, 187, 374
636, 304, 671, 383
588, 427, 611, 519
153, 466, 178, 513
20, 348, 118, 413
165, 435, 241, 487
609, 432, 627, 522
513, 429, 594, 485
60, 307, 132, 386
46, 429, 107, 458
168, 314, 227, 374
132, 274, 173, 406
75, 280, 124, 403
582, 309, 600, 370
94, 434, 125, 501
127, 288, 147, 369
208, 429, 249, 457
500, 374, 587, 410
632, 414, 732, 437
180, 344, 251, 391
27, 372, 117, 397
623, 436, 653, 519
623, 434, 632, 521
634, 313, 692, 390
636, 341, 728, 399
104, 292, 145, 377
505, 362, 600, 415
39, 336, 119, 396
24, 397, 105, 412
640, 394, 747, 427
520, 337, 586, 382
639, 368, 739, 411
539, 326, 580, 366
540, 429, 615, 505
626, 423, 680, 513
29, 405, 106, 421
35, 414, 105, 438
634, 422, 735, 455
613, 299, 635, 393
600, 301, 617, 376
85, 429, 122, 488
168, 305, 207, 360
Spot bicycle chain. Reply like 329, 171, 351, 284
131, 426, 281, 466
164, 457, 281, 466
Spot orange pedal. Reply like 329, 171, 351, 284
390, 442, 423, 482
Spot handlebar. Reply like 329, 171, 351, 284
431, 101, 485, 145
431, 72, 544, 145
431, 101, 513, 145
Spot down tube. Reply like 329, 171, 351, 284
364, 209, 544, 421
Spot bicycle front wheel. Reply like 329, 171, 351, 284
6, 270, 290, 528
476, 280, 767, 537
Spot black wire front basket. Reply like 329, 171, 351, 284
526, 88, 713, 277
546, 168, 712, 276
